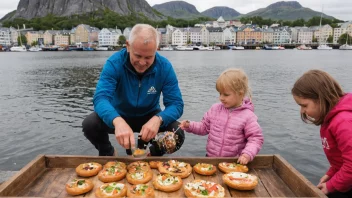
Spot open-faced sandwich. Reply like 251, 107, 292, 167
218, 162, 248, 173
75, 162, 103, 177
152, 173, 183, 192
95, 182, 127, 198
157, 160, 192, 178
184, 179, 225, 198
223, 172, 258, 190
193, 163, 217, 176
127, 184, 155, 198
65, 178, 94, 196
98, 165, 127, 183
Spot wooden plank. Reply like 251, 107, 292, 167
45, 155, 274, 169
256, 168, 296, 197
18, 168, 74, 197
225, 169, 270, 197
273, 155, 327, 198
0, 155, 46, 196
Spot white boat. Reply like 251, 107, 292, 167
58, 46, 66, 51
340, 44, 352, 50
232, 46, 245, 50
339, 34, 352, 50
28, 47, 41, 52
10, 46, 27, 52
175, 46, 193, 51
317, 6, 332, 50
297, 45, 312, 50
95, 47, 108, 51
317, 44, 332, 50
278, 46, 285, 50
160, 46, 173, 51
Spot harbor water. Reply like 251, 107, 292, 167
0, 50, 351, 185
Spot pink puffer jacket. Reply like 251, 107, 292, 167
186, 98, 264, 159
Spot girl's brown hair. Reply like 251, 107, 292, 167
216, 68, 252, 100
291, 70, 344, 125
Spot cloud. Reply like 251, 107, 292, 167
0, 1, 19, 19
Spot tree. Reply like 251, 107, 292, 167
17, 35, 27, 46
312, 36, 318, 43
338, 33, 352, 45
327, 35, 333, 43
118, 35, 126, 46
31, 41, 38, 46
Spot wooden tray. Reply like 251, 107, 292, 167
0, 154, 326, 197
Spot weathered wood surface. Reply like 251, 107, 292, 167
0, 155, 327, 197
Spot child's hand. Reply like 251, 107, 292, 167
237, 154, 250, 165
318, 175, 330, 186
317, 182, 329, 195
179, 120, 190, 130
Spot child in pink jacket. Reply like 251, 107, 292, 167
180, 68, 264, 164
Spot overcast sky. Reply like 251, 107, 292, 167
0, 0, 351, 21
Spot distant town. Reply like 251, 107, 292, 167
0, 16, 351, 51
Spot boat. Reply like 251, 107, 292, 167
317, 6, 332, 50
28, 47, 41, 52
83, 47, 94, 51
10, 26, 27, 52
10, 46, 27, 52
42, 46, 59, 51
339, 34, 352, 50
0, 154, 327, 197
175, 46, 193, 51
68, 45, 83, 51
58, 46, 66, 51
95, 46, 109, 51
160, 46, 174, 51
278, 46, 285, 50
231, 46, 245, 50
296, 45, 312, 50
317, 44, 332, 50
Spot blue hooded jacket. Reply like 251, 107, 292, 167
93, 48, 184, 128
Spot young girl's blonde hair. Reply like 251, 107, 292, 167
291, 70, 345, 125
216, 68, 252, 100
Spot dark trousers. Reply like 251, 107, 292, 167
82, 111, 184, 156
328, 190, 352, 198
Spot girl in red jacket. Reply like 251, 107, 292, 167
292, 70, 352, 197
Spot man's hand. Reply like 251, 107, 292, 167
237, 153, 250, 165
140, 116, 161, 142
317, 182, 329, 195
113, 117, 134, 149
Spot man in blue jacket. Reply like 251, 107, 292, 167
82, 24, 184, 156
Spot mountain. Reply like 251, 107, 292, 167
201, 6, 241, 20
0, 10, 16, 22
8, 0, 164, 21
240, 1, 334, 20
152, 1, 204, 19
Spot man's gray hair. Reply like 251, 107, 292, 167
128, 24, 160, 48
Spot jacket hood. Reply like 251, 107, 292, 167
237, 97, 254, 112
324, 93, 352, 122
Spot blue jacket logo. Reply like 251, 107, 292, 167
147, 86, 157, 94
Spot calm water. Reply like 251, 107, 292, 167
0, 50, 351, 184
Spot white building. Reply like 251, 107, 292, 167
273, 27, 291, 44
207, 27, 224, 44
99, 28, 122, 46
200, 26, 209, 45
223, 27, 236, 45
291, 27, 313, 44
213, 16, 226, 28
333, 22, 352, 44
262, 28, 274, 43
313, 24, 333, 43
188, 27, 202, 44
123, 27, 132, 40
0, 28, 11, 46
172, 28, 188, 46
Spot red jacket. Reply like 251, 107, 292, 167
321, 93, 352, 193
